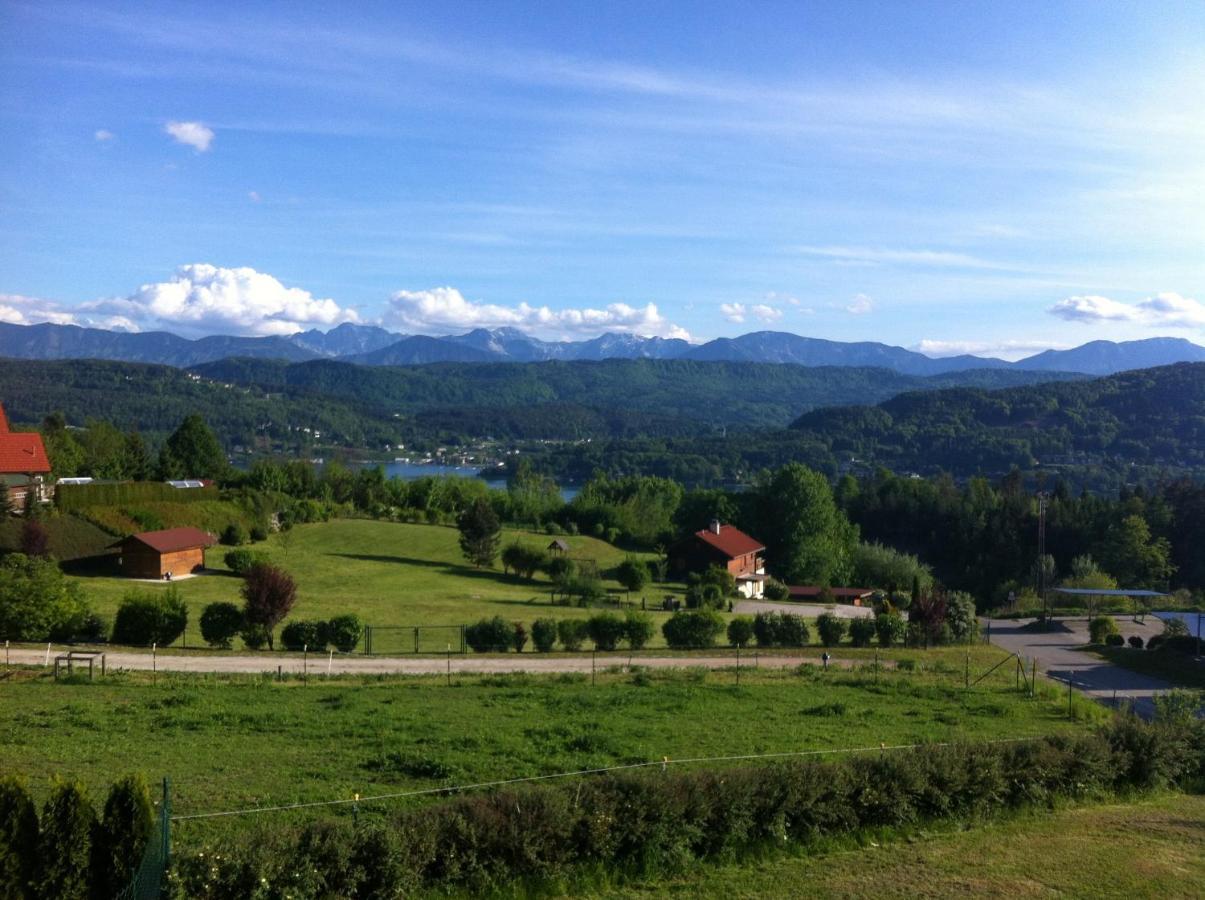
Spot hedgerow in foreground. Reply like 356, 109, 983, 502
168, 717, 1202, 898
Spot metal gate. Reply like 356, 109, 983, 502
363, 624, 466, 654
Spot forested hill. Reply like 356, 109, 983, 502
190, 357, 1084, 430
790, 362, 1205, 475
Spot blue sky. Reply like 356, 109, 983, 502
1, 0, 1203, 356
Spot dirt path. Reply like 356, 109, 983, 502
5, 646, 874, 677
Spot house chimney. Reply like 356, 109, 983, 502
709, 518, 721, 535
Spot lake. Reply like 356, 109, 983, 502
382, 461, 579, 501
1153, 610, 1205, 639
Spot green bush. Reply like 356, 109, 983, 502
1089, 616, 1119, 645
111, 587, 187, 647
465, 617, 515, 653
623, 609, 655, 650
586, 613, 626, 651
512, 622, 528, 653
662, 609, 725, 649
531, 618, 558, 652
280, 620, 328, 652
249, 524, 269, 542
763, 579, 790, 602
1105, 633, 1125, 647
727, 616, 754, 647
816, 613, 847, 647
93, 774, 154, 899
223, 548, 266, 575
556, 619, 587, 651
0, 776, 38, 898
36, 781, 96, 900
167, 725, 1204, 898
875, 613, 906, 648
848, 617, 876, 647
945, 591, 979, 641
752, 611, 809, 647
199, 602, 244, 649
220, 522, 248, 546
0, 552, 91, 642
1128, 635, 1144, 649
326, 614, 363, 653
240, 623, 270, 650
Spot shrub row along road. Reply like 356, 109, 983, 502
986, 615, 1172, 719
5, 646, 882, 676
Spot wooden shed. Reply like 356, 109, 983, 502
112, 527, 215, 579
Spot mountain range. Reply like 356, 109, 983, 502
1, 321, 1203, 377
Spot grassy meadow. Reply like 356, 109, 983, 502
67, 518, 679, 649
0, 651, 1104, 848
601, 792, 1205, 899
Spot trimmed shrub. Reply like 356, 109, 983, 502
662, 609, 725, 649
220, 522, 248, 546
326, 614, 363, 653
1105, 633, 1125, 647
763, 579, 790, 602
512, 622, 529, 653
557, 619, 587, 651
531, 618, 558, 652
92, 774, 154, 899
199, 602, 243, 649
876, 613, 906, 647
623, 609, 655, 650
0, 776, 38, 898
752, 611, 809, 647
249, 524, 269, 542
36, 781, 95, 900
465, 617, 514, 653
280, 620, 327, 652
111, 587, 188, 647
727, 616, 754, 648
816, 613, 847, 647
239, 623, 270, 650
586, 613, 626, 651
1128, 635, 1144, 649
848, 617, 876, 648
1089, 616, 1119, 645
223, 548, 266, 575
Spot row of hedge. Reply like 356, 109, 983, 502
167, 717, 1203, 897
0, 774, 154, 900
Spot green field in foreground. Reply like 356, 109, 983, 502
600, 792, 1205, 899
0, 649, 1104, 848
68, 519, 680, 649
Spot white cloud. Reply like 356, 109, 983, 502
1048, 292, 1205, 328
384, 286, 690, 340
0, 293, 80, 326
248, 190, 261, 203
800, 245, 1009, 270
914, 339, 1066, 361
165, 120, 214, 152
94, 129, 114, 142
846, 294, 874, 315
719, 302, 783, 324
80, 264, 358, 336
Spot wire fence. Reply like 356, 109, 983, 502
114, 779, 170, 900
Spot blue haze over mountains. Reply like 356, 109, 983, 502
1, 321, 1202, 377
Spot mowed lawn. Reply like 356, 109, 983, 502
602, 793, 1205, 899
68, 519, 677, 649
0, 657, 1101, 846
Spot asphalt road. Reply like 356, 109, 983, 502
986, 615, 1172, 719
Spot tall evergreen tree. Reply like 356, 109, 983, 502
457, 498, 501, 568
159, 414, 226, 479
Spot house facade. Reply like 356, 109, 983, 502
0, 403, 51, 512
669, 520, 767, 599
113, 527, 216, 579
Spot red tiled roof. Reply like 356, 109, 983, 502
694, 524, 765, 559
789, 585, 874, 600
117, 527, 216, 554
0, 403, 51, 474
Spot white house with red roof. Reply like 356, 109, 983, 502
668, 519, 768, 599
0, 403, 51, 512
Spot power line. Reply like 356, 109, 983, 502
171, 736, 1042, 823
